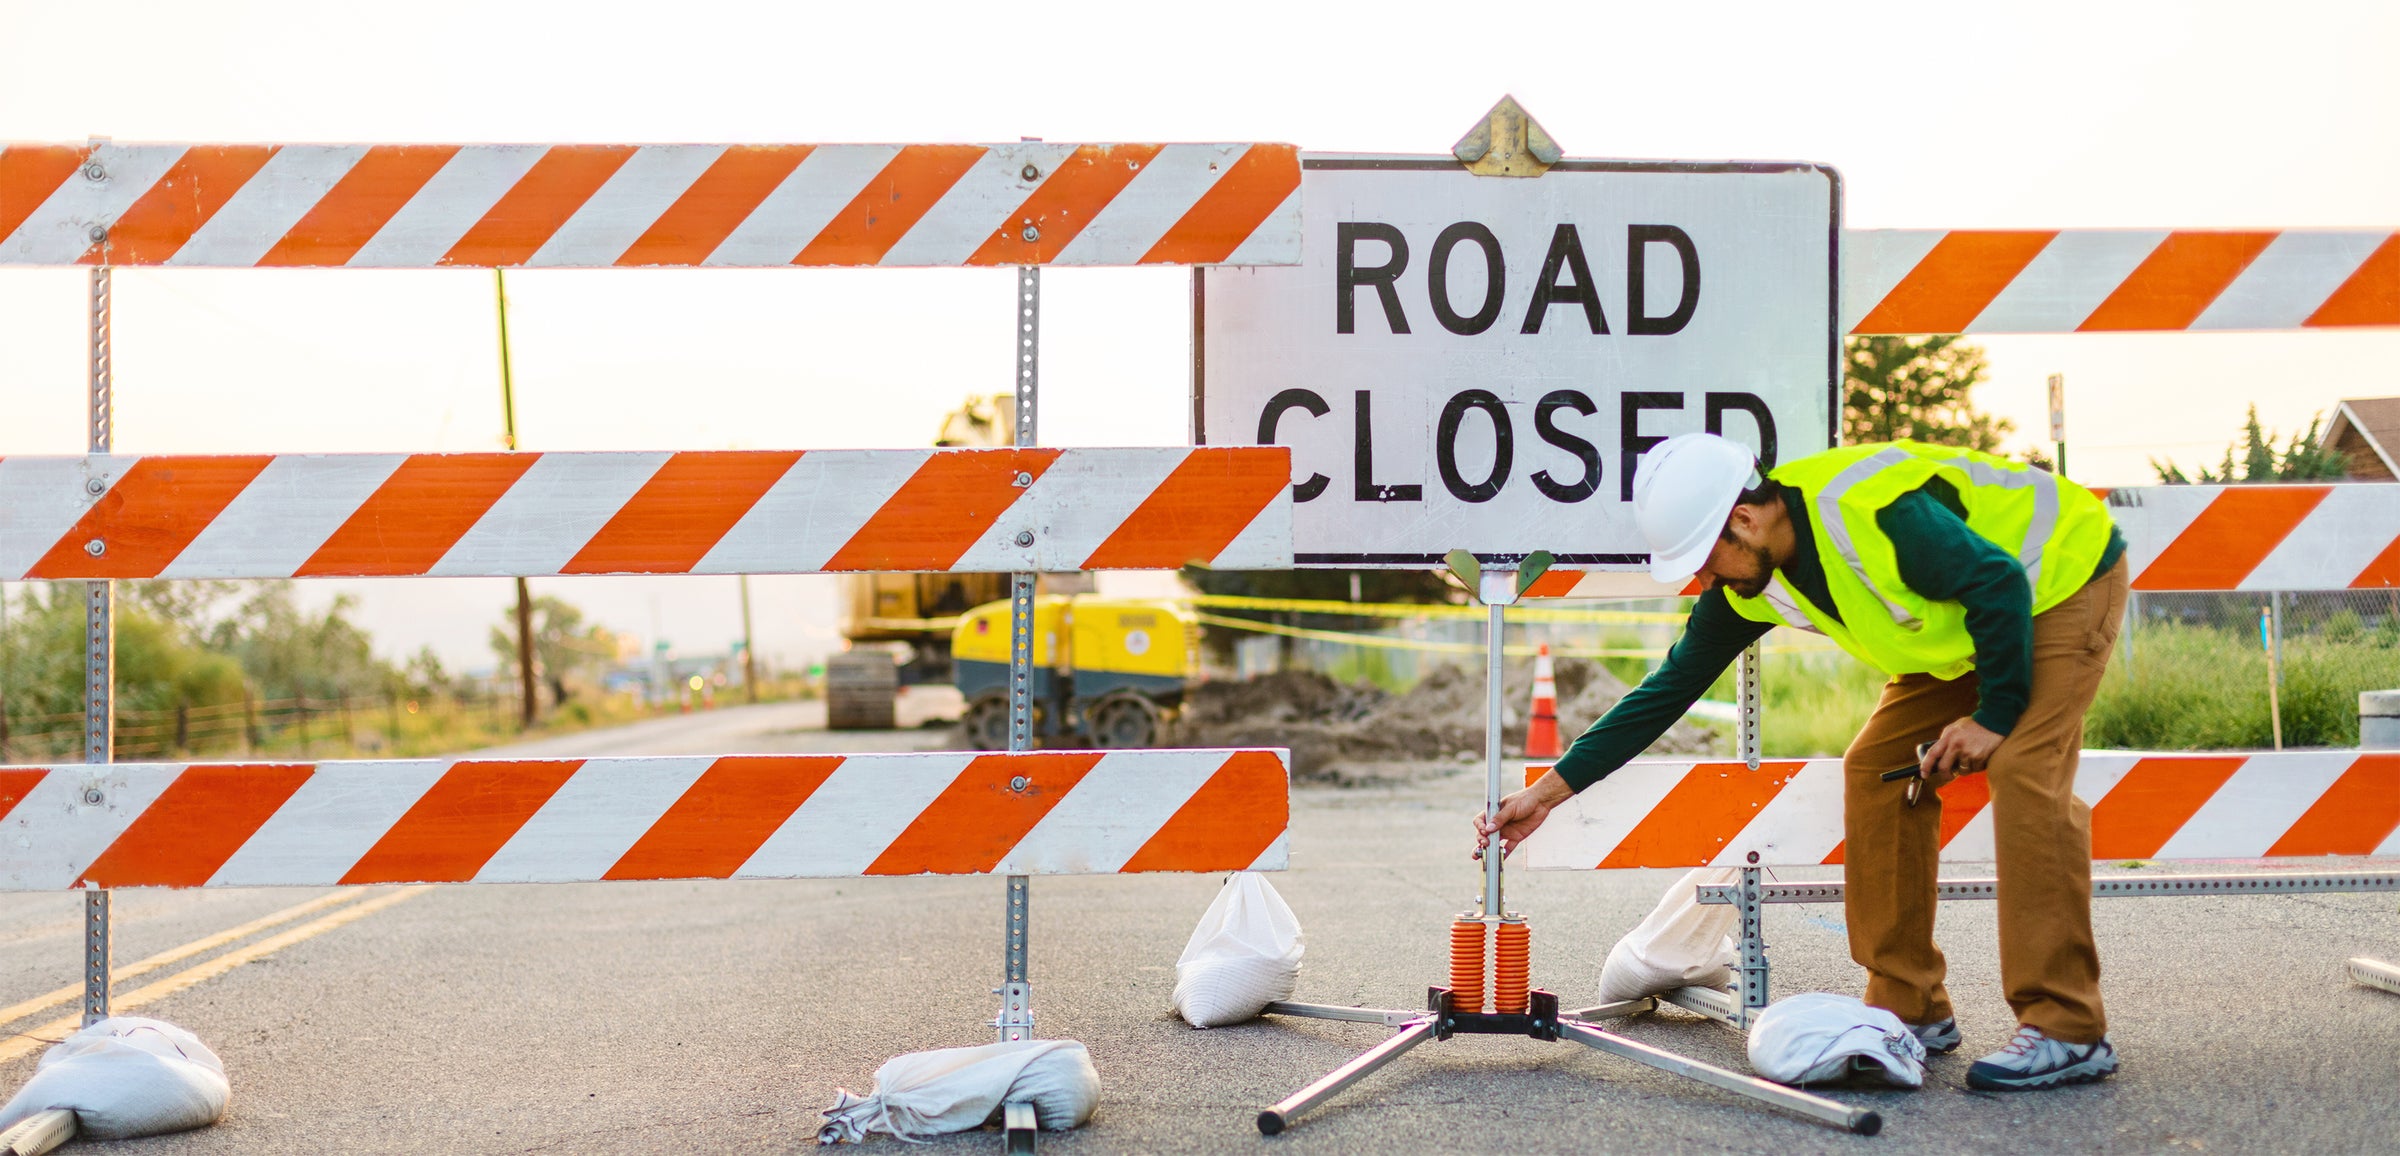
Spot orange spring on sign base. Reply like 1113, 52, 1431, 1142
1493, 920, 1530, 1014
1449, 920, 1487, 1013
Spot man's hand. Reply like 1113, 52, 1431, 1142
1921, 715, 2004, 781
1475, 770, 1575, 860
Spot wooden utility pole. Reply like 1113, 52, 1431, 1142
739, 575, 759, 704
497, 269, 538, 730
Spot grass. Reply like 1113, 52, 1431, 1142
1686, 620, 2400, 756
258, 692, 659, 760
4, 679, 819, 764
1700, 641, 1892, 758
1321, 646, 1409, 693
1269, 608, 2397, 757
2091, 622, 2400, 749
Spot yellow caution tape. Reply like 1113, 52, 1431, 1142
850, 616, 966, 632
1193, 613, 1839, 660
850, 597, 1684, 638
1190, 594, 1690, 624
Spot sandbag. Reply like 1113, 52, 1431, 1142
1171, 872, 1303, 1028
1747, 993, 1925, 1088
818, 1039, 1098, 1144
1597, 867, 1740, 1002
0, 1017, 228, 1140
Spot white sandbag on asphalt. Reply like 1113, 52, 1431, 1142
817, 1039, 1099, 1144
0, 1017, 229, 1140
1597, 867, 1740, 1002
1747, 993, 1926, 1088
1171, 872, 1303, 1028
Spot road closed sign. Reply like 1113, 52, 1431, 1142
1199, 156, 1839, 566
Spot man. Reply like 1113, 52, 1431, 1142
1475, 434, 2129, 1092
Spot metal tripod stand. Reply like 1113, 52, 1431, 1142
1254, 553, 1880, 1138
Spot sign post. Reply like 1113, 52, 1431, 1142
1247, 104, 1873, 1140
83, 263, 112, 1027
2048, 372, 2068, 478
1199, 149, 1839, 570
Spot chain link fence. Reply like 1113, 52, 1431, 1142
2102, 589, 2400, 749
1208, 588, 2400, 754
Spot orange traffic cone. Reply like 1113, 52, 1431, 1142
1525, 644, 1561, 758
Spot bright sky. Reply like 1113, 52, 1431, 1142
2, 0, 2395, 672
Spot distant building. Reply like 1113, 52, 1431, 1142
2324, 398, 2400, 481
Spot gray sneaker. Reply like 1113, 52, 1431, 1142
1908, 1017, 1961, 1054
1966, 1025, 2117, 1091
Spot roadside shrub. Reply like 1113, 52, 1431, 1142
1700, 639, 1890, 758
1698, 620, 2399, 756
2090, 623, 2400, 749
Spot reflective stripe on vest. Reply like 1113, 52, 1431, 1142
1810, 446, 2067, 624
1812, 447, 1921, 628
1759, 576, 1820, 634
1721, 441, 2113, 678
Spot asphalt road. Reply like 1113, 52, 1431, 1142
3, 702, 2395, 1154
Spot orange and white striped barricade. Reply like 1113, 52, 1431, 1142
2, 137, 1308, 1094
0, 750, 1290, 890
2107, 483, 2400, 593
0, 446, 1294, 579
1517, 570, 1700, 600
1519, 752, 2400, 1022
0, 142, 1302, 268
1842, 229, 2399, 334
1523, 482, 2400, 600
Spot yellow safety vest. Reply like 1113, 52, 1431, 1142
1723, 441, 2115, 679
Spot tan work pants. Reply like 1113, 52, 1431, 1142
1840, 558, 2128, 1045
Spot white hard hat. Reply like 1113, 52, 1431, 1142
1746, 993, 1926, 1088
1632, 433, 1760, 583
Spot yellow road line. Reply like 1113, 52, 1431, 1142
0, 890, 369, 1028
0, 886, 431, 1066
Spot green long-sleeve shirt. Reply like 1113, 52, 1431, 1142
1552, 479, 2125, 793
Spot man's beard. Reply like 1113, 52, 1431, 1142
1723, 543, 1774, 600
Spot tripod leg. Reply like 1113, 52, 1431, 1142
2350, 957, 2400, 996
1257, 1019, 1438, 1135
1264, 1001, 1425, 1027
1559, 1023, 1880, 1135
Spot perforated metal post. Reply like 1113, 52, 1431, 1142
1737, 640, 1761, 770
996, 263, 1040, 1044
1734, 639, 1765, 1025
83, 265, 114, 1027
1482, 598, 1505, 920
1735, 863, 1768, 1025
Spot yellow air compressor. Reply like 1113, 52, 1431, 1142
953, 595, 1197, 749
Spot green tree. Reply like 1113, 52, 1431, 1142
120, 579, 241, 641
490, 595, 616, 708
1843, 335, 2012, 451
0, 585, 245, 757
2152, 406, 2348, 484
208, 582, 388, 703
400, 646, 460, 700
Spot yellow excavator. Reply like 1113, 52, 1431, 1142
828, 394, 1201, 741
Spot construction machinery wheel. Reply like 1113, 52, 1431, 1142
965, 694, 1049, 750
1089, 694, 1163, 749
963, 694, 1011, 750
825, 652, 898, 730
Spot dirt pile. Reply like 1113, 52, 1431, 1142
1177, 657, 1723, 785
